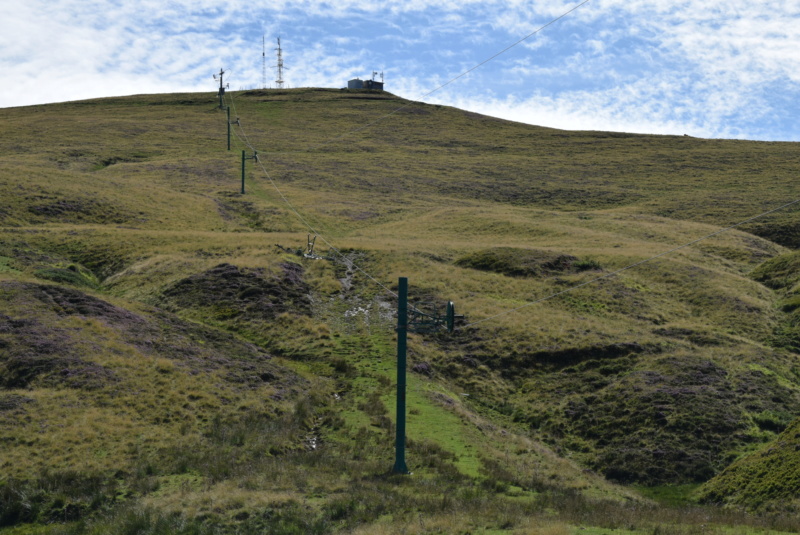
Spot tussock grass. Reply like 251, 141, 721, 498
2, 89, 800, 532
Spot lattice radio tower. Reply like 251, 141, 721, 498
275, 37, 285, 89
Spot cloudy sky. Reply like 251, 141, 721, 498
2, 0, 799, 141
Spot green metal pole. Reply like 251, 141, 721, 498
241, 149, 246, 194
227, 107, 231, 151
393, 277, 410, 474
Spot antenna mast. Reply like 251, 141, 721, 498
275, 37, 285, 89
212, 68, 227, 109
261, 35, 267, 90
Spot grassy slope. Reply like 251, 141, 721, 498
696, 418, 800, 512
1, 89, 800, 532
693, 251, 800, 512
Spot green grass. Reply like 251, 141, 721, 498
634, 484, 701, 507
0, 257, 21, 274
2, 88, 800, 532
696, 418, 800, 512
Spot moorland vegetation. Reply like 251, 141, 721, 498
1, 88, 799, 533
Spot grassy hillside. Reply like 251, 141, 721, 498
1, 88, 800, 533
696, 418, 800, 512
693, 251, 800, 513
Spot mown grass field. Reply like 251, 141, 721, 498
1, 88, 800, 533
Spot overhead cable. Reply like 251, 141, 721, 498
226, 94, 399, 299
296, 0, 596, 153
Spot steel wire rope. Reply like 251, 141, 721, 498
217, 0, 597, 302
226, 96, 260, 158
217, 0, 596, 302
224, 94, 799, 333
219, 5, 794, 330
457, 198, 800, 330
226, 92, 332, 235
224, 93, 400, 300
284, 0, 595, 154
227, 92, 328, 235
205, 0, 599, 158
225, 103, 248, 154
226, 92, 255, 151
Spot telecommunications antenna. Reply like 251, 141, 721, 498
275, 37, 285, 89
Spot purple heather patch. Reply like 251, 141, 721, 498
0, 280, 302, 393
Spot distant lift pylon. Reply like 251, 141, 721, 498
213, 68, 228, 109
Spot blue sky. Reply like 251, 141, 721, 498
2, 0, 799, 140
